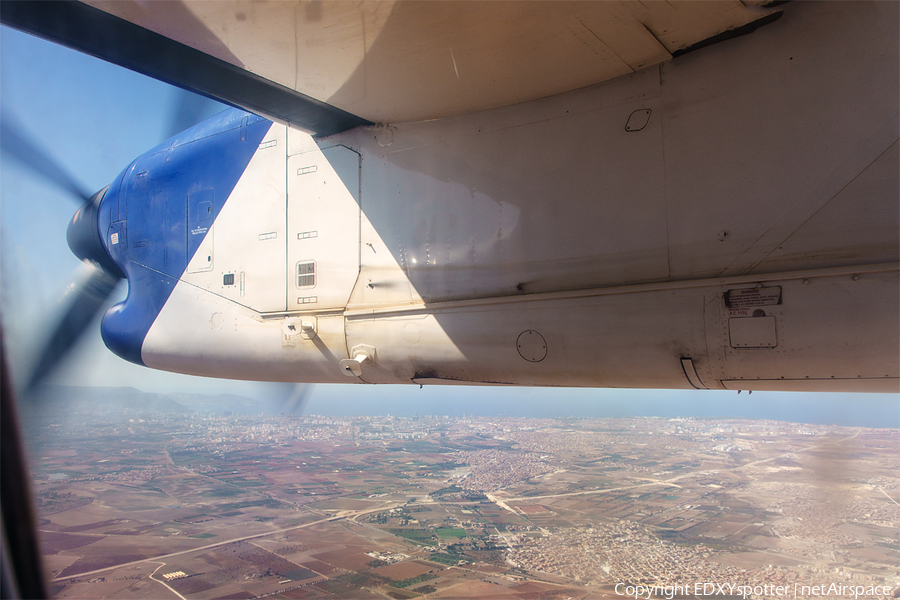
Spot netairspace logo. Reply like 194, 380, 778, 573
614, 582, 894, 599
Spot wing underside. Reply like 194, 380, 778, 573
2, 0, 781, 134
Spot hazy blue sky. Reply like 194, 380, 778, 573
1, 25, 896, 427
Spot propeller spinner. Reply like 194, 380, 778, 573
66, 186, 125, 279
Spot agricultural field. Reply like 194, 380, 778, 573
23, 402, 899, 599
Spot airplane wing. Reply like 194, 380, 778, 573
3, 0, 895, 391
0, 0, 781, 134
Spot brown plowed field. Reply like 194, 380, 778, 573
39, 531, 99, 551
58, 554, 147, 578
312, 546, 374, 570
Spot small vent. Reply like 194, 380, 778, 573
297, 261, 316, 288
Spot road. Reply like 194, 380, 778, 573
500, 429, 863, 503
51, 502, 401, 582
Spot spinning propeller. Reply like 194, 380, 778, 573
1, 114, 120, 396
1, 88, 226, 395
0, 90, 223, 599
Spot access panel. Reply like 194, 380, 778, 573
187, 188, 215, 273
287, 145, 361, 310
180, 122, 288, 313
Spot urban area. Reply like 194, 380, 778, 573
25, 387, 899, 599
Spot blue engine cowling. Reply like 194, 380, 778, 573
89, 108, 271, 365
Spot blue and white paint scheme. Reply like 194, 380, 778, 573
98, 109, 272, 365
72, 2, 896, 393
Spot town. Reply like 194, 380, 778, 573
26, 394, 899, 599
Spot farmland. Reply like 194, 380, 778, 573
24, 399, 899, 599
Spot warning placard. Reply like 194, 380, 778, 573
724, 286, 782, 309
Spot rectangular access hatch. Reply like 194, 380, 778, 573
187, 188, 215, 273
729, 316, 777, 348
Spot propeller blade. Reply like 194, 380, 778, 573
24, 261, 119, 395
260, 382, 315, 416
165, 89, 224, 139
0, 112, 92, 203
281, 384, 314, 416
